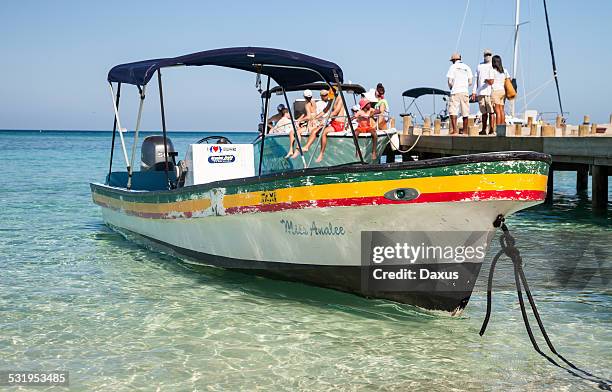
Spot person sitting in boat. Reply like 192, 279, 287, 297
267, 104, 286, 130
309, 88, 348, 162
354, 98, 378, 160
373, 83, 390, 130
350, 105, 360, 129
316, 89, 331, 115
288, 90, 317, 158
269, 107, 292, 134
300, 87, 334, 157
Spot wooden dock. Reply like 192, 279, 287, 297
391, 118, 611, 210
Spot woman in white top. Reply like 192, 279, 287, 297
491, 55, 509, 125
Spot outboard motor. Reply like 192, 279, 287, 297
141, 135, 176, 172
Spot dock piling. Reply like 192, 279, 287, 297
578, 124, 589, 136
542, 124, 555, 137
576, 165, 589, 192
546, 169, 554, 204
403, 115, 412, 136
592, 165, 608, 209
433, 118, 441, 135
530, 123, 538, 136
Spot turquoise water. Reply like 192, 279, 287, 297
0, 130, 610, 391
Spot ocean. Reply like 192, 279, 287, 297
0, 130, 610, 391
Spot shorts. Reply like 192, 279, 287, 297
492, 90, 506, 105
478, 95, 494, 114
330, 120, 345, 132
449, 93, 469, 116
356, 126, 375, 133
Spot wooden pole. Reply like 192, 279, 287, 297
541, 124, 555, 137
583, 115, 590, 125
592, 165, 608, 210
403, 115, 412, 135
422, 117, 431, 135
468, 125, 479, 136
527, 116, 534, 128
561, 123, 567, 136
578, 124, 589, 136
555, 114, 563, 128
530, 123, 537, 136
514, 123, 521, 136
433, 118, 441, 135
591, 123, 598, 135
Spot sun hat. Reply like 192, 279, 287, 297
303, 89, 313, 98
450, 52, 461, 61
359, 98, 370, 110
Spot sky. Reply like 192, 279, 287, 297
0, 0, 611, 131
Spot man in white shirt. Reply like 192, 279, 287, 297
471, 49, 495, 135
446, 52, 473, 135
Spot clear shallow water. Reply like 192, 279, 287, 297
0, 130, 610, 391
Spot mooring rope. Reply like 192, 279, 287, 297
480, 215, 612, 390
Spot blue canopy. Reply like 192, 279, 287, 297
402, 87, 450, 98
107, 47, 343, 88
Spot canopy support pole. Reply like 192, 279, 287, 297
281, 88, 307, 168
335, 76, 364, 164
258, 76, 271, 176
127, 85, 146, 190
107, 82, 121, 184
157, 70, 171, 189
108, 83, 131, 180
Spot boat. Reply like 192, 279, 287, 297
91, 47, 551, 315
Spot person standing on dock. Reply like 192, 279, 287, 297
472, 49, 495, 135
446, 53, 473, 135
491, 55, 510, 125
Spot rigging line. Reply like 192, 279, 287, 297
455, 0, 471, 52
523, 79, 555, 108
475, 0, 487, 64
543, 0, 564, 115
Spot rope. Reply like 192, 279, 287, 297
381, 128, 422, 154
480, 215, 612, 390
455, 0, 471, 52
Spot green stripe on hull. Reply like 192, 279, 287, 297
93, 159, 549, 204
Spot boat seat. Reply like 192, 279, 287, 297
107, 171, 178, 191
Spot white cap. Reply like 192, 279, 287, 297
364, 88, 378, 103
351, 105, 360, 112
303, 89, 313, 98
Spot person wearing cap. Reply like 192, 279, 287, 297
350, 105, 360, 129
269, 107, 292, 135
472, 49, 495, 135
267, 103, 287, 130
307, 88, 348, 162
316, 89, 331, 115
446, 52, 473, 135
288, 89, 318, 158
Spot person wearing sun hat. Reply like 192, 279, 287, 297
349, 98, 378, 161
446, 52, 473, 135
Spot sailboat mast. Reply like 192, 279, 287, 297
511, 0, 520, 117
543, 0, 564, 116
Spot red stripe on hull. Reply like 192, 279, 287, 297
224, 190, 546, 215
